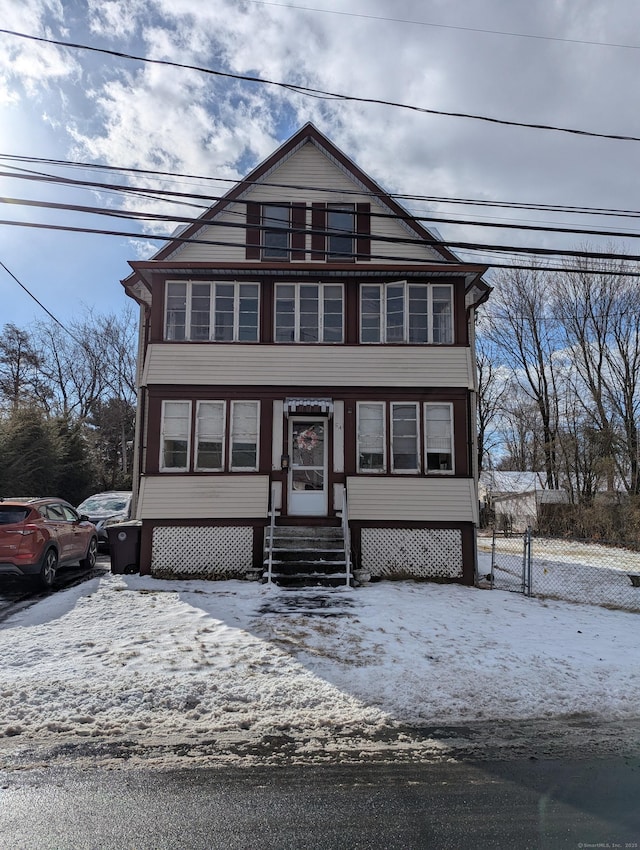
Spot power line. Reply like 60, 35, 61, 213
2, 28, 640, 143
3, 152, 640, 221
3, 194, 640, 245
0, 260, 76, 336
3, 217, 640, 272
247, 1, 640, 51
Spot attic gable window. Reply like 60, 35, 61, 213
263, 204, 290, 259
327, 204, 355, 261
246, 202, 306, 260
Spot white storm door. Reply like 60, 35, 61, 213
288, 419, 328, 516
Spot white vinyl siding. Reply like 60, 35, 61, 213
168, 144, 444, 264
143, 344, 475, 388
425, 403, 454, 473
360, 282, 453, 344
347, 476, 478, 523
231, 401, 259, 470
357, 403, 386, 473
195, 401, 225, 471
165, 281, 259, 342
160, 401, 191, 471
138, 476, 270, 519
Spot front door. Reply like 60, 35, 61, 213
288, 418, 328, 516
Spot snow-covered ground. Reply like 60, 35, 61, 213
1, 571, 639, 770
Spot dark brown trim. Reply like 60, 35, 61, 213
356, 202, 371, 260
246, 201, 261, 260
291, 203, 306, 260
311, 204, 326, 259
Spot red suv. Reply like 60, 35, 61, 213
0, 497, 98, 589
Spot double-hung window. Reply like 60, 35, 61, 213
357, 403, 386, 472
230, 401, 259, 470
425, 403, 454, 472
161, 401, 191, 471
160, 400, 261, 472
356, 401, 454, 474
360, 282, 453, 343
195, 402, 225, 471
327, 204, 355, 261
391, 403, 419, 472
263, 204, 290, 259
274, 283, 344, 342
165, 281, 259, 341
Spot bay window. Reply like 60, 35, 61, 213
165, 281, 259, 341
275, 283, 344, 342
360, 282, 453, 343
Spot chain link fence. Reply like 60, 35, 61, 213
477, 528, 640, 613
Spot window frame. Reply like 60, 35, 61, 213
390, 402, 420, 474
160, 400, 192, 472
262, 203, 291, 260
195, 401, 226, 472
356, 402, 386, 473
164, 281, 260, 342
359, 281, 454, 344
230, 400, 260, 471
424, 402, 454, 474
274, 282, 344, 343
326, 203, 355, 262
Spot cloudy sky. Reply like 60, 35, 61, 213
2, 0, 640, 330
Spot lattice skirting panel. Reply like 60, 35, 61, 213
151, 526, 254, 579
361, 528, 463, 579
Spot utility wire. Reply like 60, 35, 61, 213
2, 28, 640, 143
3, 153, 640, 222
2, 195, 640, 243
3, 217, 640, 270
247, 0, 640, 51
0, 260, 76, 336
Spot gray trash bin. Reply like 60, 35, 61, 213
107, 521, 142, 574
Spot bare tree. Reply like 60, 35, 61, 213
484, 267, 561, 487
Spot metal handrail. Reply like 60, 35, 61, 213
342, 487, 352, 587
266, 483, 277, 585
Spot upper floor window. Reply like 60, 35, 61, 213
391, 403, 419, 472
263, 204, 290, 259
327, 204, 355, 261
360, 282, 453, 344
165, 281, 259, 342
274, 283, 344, 343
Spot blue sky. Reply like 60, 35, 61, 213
2, 0, 640, 330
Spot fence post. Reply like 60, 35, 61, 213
490, 527, 496, 588
522, 525, 532, 597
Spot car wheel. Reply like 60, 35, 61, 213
80, 537, 98, 570
40, 549, 57, 589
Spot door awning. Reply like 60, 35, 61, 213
284, 397, 334, 415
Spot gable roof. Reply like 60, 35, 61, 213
122, 123, 491, 303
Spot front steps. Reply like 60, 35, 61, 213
263, 525, 351, 588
